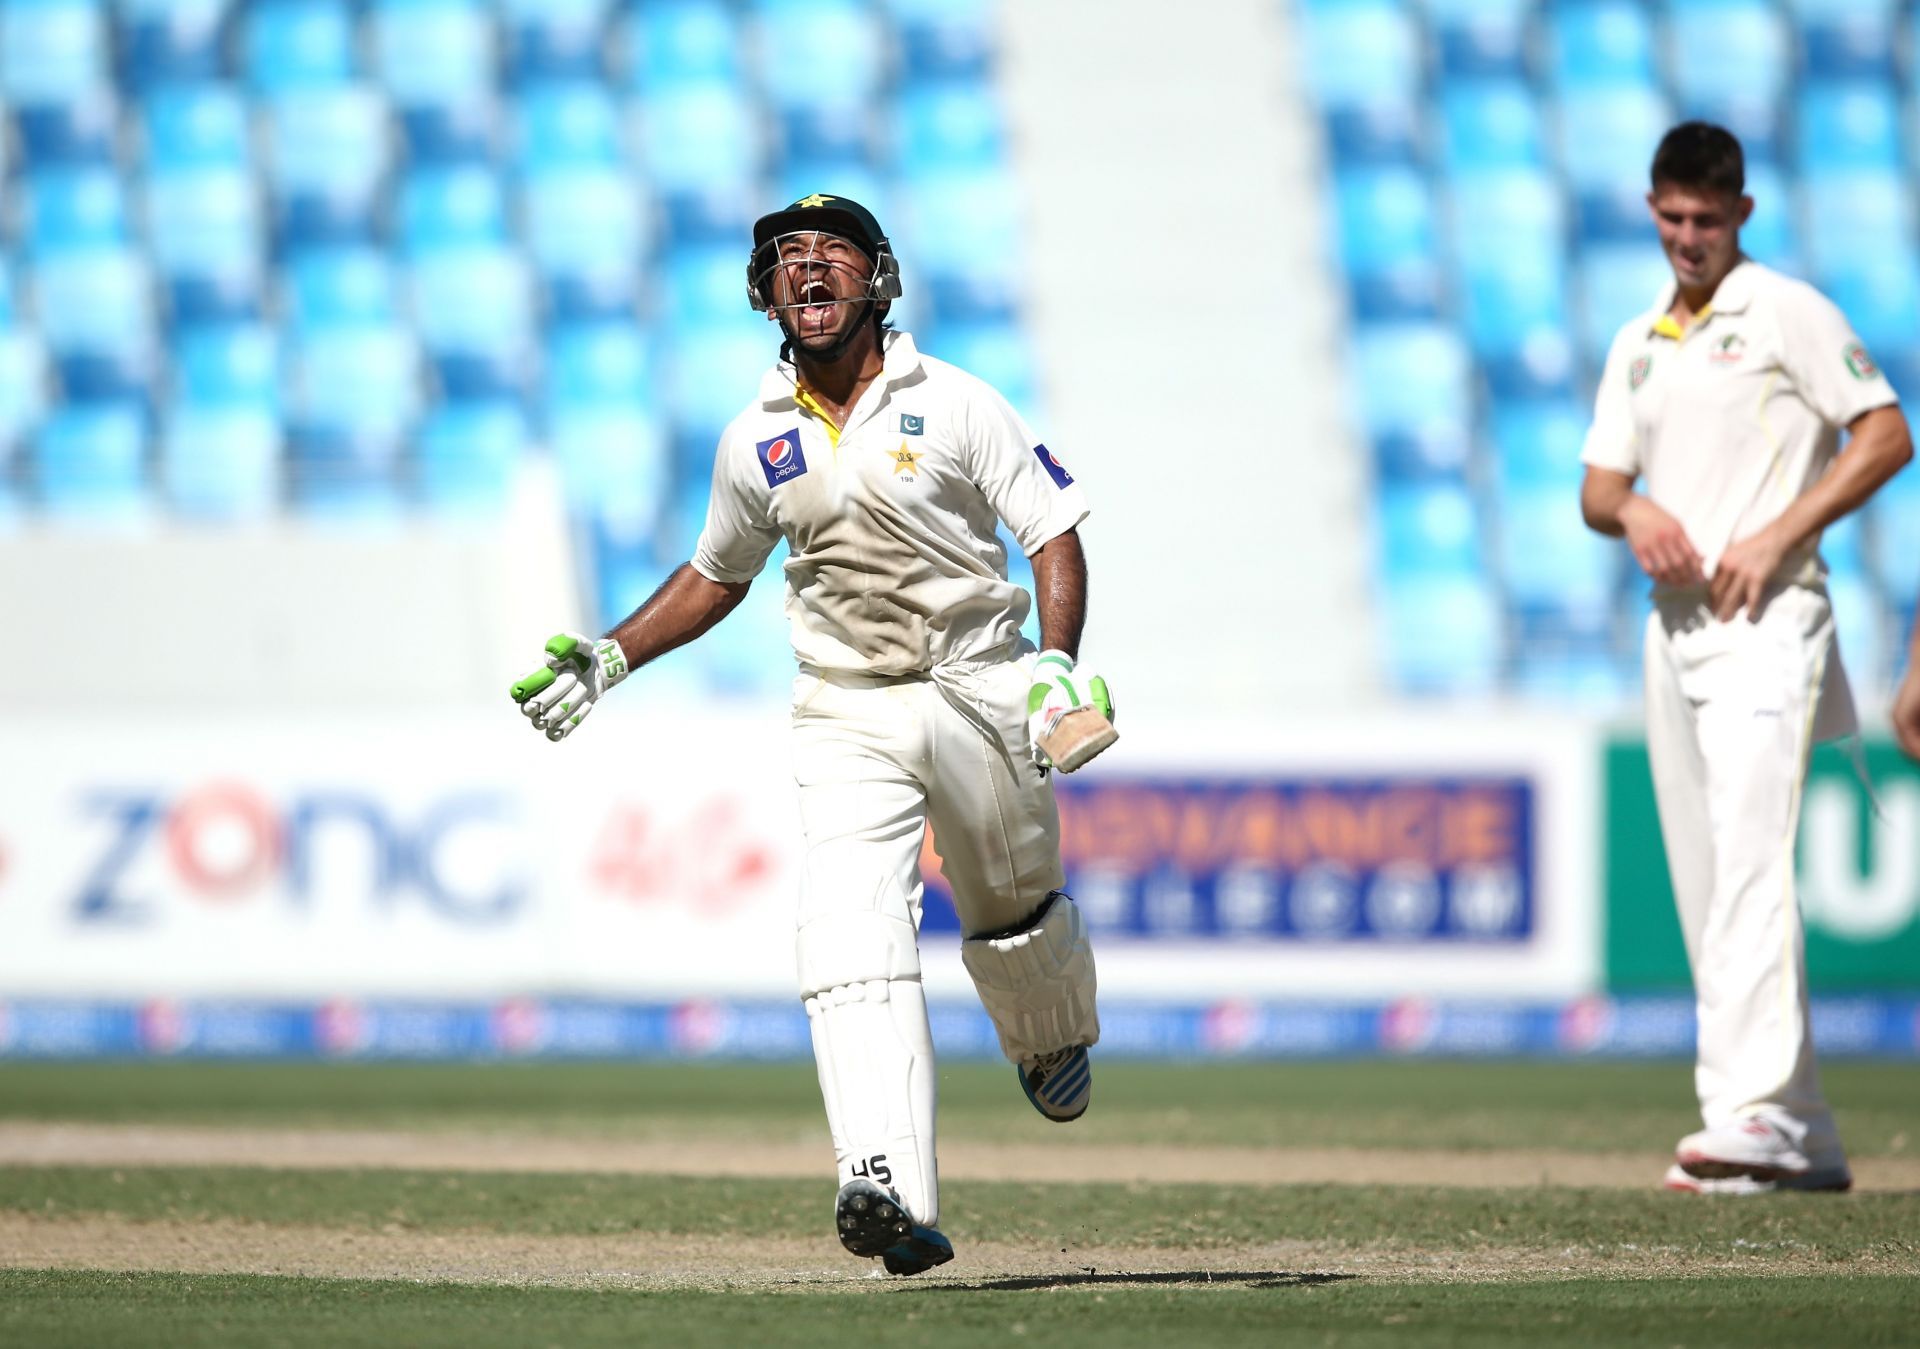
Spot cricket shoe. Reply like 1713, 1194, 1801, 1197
1662, 1163, 1852, 1195
1019, 1044, 1092, 1122
834, 1178, 954, 1277
1674, 1116, 1851, 1189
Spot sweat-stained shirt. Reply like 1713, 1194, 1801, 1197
691, 331, 1088, 676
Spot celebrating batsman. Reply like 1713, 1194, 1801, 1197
512, 194, 1112, 1274
1580, 124, 1913, 1194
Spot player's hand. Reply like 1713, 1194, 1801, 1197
1618, 496, 1706, 589
1893, 667, 1920, 762
509, 632, 629, 741
1709, 526, 1789, 622
1027, 649, 1114, 770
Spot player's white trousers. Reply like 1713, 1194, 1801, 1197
1643, 586, 1846, 1167
789, 651, 1068, 1226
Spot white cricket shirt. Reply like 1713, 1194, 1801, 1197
1581, 259, 1898, 589
691, 330, 1089, 675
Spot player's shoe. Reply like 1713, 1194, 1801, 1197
1663, 1162, 1852, 1194
1019, 1044, 1092, 1122
834, 1178, 954, 1277
1674, 1117, 1852, 1189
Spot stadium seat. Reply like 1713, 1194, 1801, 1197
1820, 255, 1920, 357
1439, 81, 1545, 173
626, 0, 742, 89
1459, 260, 1568, 365
502, 0, 610, 83
118, 0, 227, 92
549, 404, 668, 513
1547, 0, 1656, 89
145, 167, 262, 283
1793, 0, 1899, 79
1496, 482, 1616, 609
1324, 96, 1422, 166
663, 244, 754, 331
516, 81, 624, 170
523, 169, 649, 305
663, 318, 775, 444
1800, 170, 1914, 278
394, 166, 509, 253
634, 80, 761, 194
1379, 479, 1483, 576
141, 85, 252, 170
286, 422, 406, 517
288, 324, 422, 438
33, 402, 150, 519
0, 0, 107, 104
32, 249, 155, 361
400, 98, 499, 165
14, 92, 116, 165
22, 168, 128, 255
1297, 1, 1420, 110
161, 405, 282, 521
1796, 83, 1904, 173
754, 0, 886, 115
0, 332, 50, 453
1332, 166, 1436, 276
1448, 169, 1565, 277
889, 0, 997, 81
267, 88, 393, 244
1491, 400, 1590, 491
1739, 164, 1800, 275
1668, 0, 1789, 106
545, 322, 653, 411
284, 247, 399, 328
1379, 572, 1502, 695
410, 247, 535, 394
416, 400, 530, 513
369, 0, 496, 110
1352, 323, 1472, 440
1574, 184, 1654, 245
1557, 86, 1672, 192
243, 0, 356, 92
174, 323, 279, 409
1574, 246, 1673, 360
1372, 424, 1473, 482
1426, 0, 1529, 79
894, 82, 1007, 171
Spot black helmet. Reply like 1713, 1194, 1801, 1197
745, 193, 903, 313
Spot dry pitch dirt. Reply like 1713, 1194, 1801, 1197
5, 1123, 1919, 1291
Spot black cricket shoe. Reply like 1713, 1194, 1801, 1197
834, 1178, 954, 1276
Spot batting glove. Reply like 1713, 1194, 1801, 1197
510, 633, 629, 741
1026, 649, 1114, 770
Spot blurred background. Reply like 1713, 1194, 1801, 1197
0, 0, 1916, 1062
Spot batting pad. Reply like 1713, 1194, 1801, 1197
961, 891, 1101, 1064
797, 875, 939, 1227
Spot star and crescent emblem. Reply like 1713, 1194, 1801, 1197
795, 193, 837, 208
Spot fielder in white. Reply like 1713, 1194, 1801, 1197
1580, 124, 1913, 1194
511, 194, 1114, 1273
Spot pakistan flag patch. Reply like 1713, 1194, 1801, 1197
1629, 355, 1652, 390
1844, 341, 1879, 381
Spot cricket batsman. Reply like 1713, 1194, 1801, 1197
511, 194, 1113, 1273
1579, 124, 1913, 1193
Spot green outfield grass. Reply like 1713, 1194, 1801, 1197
3, 1059, 1917, 1155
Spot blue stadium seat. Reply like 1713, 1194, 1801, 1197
174, 323, 278, 409
417, 400, 530, 513
400, 99, 499, 165
370, 0, 496, 110
754, 0, 885, 115
516, 81, 623, 170
1801, 170, 1914, 278
502, 0, 610, 83
1669, 0, 1789, 105
286, 423, 406, 517
0, 0, 107, 104
888, 0, 996, 81
1821, 256, 1920, 357
1739, 164, 1800, 275
1352, 322, 1472, 440
549, 404, 668, 514
663, 244, 752, 330
395, 166, 509, 252
545, 322, 653, 411
167, 274, 262, 330
1496, 482, 1616, 609
1372, 423, 1472, 483
626, 0, 742, 89
1325, 97, 1422, 166
1574, 245, 1673, 359
894, 82, 1006, 171
523, 169, 648, 305
22, 168, 128, 254
1574, 185, 1653, 245
663, 318, 775, 444
34, 402, 150, 519
141, 85, 251, 170
1547, 0, 1655, 89
1793, 0, 1898, 79
410, 246, 535, 389
0, 332, 49, 453
289, 324, 421, 437
14, 92, 116, 165
243, 0, 356, 92
267, 88, 392, 244
32, 249, 155, 359
146, 167, 262, 282
1557, 86, 1672, 191
1439, 81, 1545, 172
1426, 0, 1530, 80
1491, 400, 1590, 491
284, 247, 398, 328
1298, 1, 1420, 110
1333, 166, 1436, 275
161, 405, 281, 520
1380, 573, 1502, 695
118, 0, 227, 91
635, 81, 760, 194
1459, 260, 1568, 364
1447, 169, 1566, 280
1508, 647, 1635, 704
1796, 83, 1903, 173
1379, 479, 1483, 576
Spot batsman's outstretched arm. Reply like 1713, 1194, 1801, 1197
511, 564, 751, 741
1026, 527, 1115, 772
1030, 527, 1087, 660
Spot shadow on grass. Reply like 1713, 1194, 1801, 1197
920, 1270, 1357, 1292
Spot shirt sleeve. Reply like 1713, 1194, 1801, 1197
1776, 281, 1899, 429
690, 431, 782, 584
962, 380, 1090, 556
1580, 327, 1641, 476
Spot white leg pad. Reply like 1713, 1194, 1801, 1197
797, 875, 939, 1226
961, 891, 1101, 1064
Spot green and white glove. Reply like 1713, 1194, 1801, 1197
510, 633, 629, 742
1026, 648, 1114, 769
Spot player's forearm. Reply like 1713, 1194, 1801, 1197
606, 563, 752, 670
1765, 406, 1914, 555
1030, 528, 1087, 660
1579, 468, 1636, 537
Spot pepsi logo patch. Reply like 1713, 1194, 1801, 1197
1033, 443, 1073, 488
757, 428, 808, 487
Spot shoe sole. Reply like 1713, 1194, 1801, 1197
836, 1179, 915, 1257
1676, 1151, 1852, 1191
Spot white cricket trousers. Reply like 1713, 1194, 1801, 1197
1643, 586, 1845, 1167
789, 650, 1067, 1226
